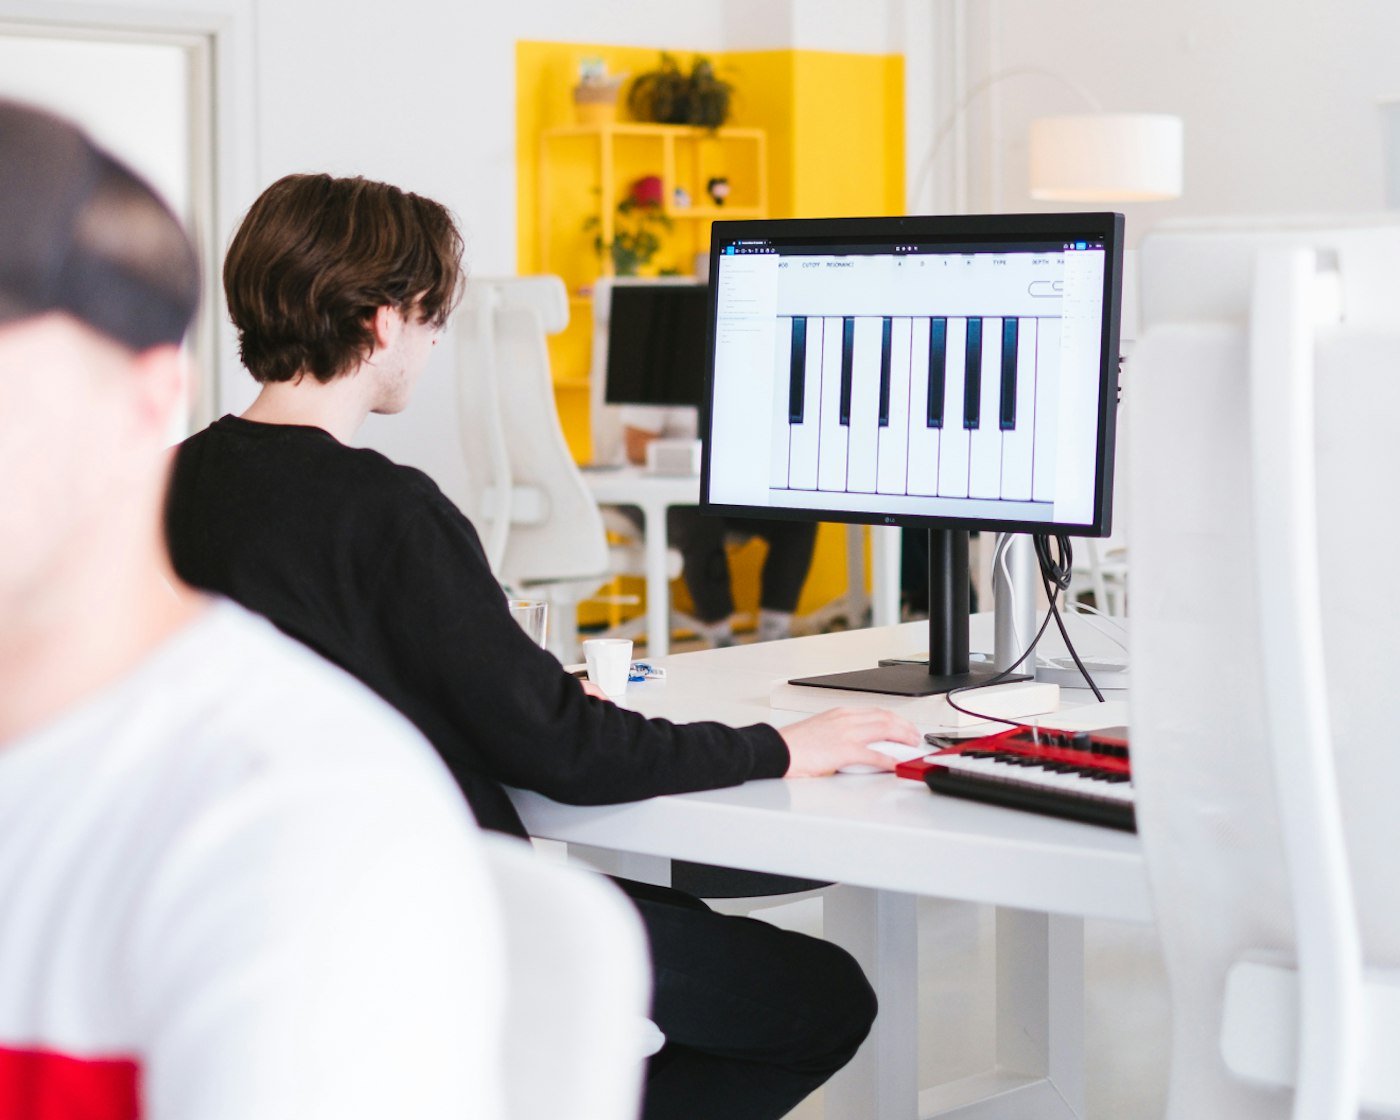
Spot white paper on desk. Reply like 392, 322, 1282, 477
768, 678, 1059, 731
1027, 699, 1129, 732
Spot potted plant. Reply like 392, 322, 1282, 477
572, 57, 627, 125
627, 53, 734, 129
583, 175, 673, 276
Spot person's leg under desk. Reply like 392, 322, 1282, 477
617, 878, 877, 1120
670, 506, 734, 626
747, 517, 818, 623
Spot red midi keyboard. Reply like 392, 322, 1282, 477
896, 726, 1135, 832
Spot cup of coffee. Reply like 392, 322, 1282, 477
583, 638, 632, 698
508, 599, 548, 647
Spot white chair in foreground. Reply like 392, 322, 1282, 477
457, 276, 611, 661
483, 836, 652, 1120
1131, 218, 1400, 1120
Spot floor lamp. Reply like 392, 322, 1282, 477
900, 69, 1182, 685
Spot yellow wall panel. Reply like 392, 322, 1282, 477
516, 42, 905, 629
789, 51, 906, 218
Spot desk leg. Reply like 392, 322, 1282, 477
871, 525, 903, 628
642, 500, 670, 658
994, 907, 1086, 1118
823, 885, 919, 1120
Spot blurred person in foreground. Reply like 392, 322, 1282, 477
166, 171, 922, 1120
0, 101, 508, 1120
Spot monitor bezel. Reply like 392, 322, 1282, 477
699, 211, 1124, 539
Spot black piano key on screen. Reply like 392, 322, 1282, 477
840, 317, 854, 425
789, 317, 807, 423
878, 317, 892, 426
927, 317, 947, 428
1000, 318, 1018, 430
964, 317, 983, 429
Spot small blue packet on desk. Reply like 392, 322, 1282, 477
628, 661, 667, 684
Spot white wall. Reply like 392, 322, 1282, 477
9, 0, 1395, 500
950, 0, 1400, 246
0, 0, 911, 502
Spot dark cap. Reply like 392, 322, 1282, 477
0, 99, 199, 352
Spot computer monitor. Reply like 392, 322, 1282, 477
701, 212, 1124, 696
603, 281, 710, 409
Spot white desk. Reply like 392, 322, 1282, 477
582, 465, 904, 655
511, 619, 1149, 1120
582, 465, 699, 657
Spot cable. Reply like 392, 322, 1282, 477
1035, 533, 1106, 702
943, 602, 1057, 730
941, 531, 1106, 730
1063, 597, 1128, 638
1058, 599, 1128, 655
992, 532, 1023, 652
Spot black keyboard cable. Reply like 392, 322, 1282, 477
940, 532, 1106, 735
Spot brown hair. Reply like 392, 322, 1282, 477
223, 173, 464, 383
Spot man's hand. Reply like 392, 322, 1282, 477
579, 677, 612, 701
778, 707, 922, 777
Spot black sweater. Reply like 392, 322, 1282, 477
164, 416, 789, 837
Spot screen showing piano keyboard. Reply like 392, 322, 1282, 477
703, 218, 1121, 535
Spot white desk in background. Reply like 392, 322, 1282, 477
581, 466, 699, 657
581, 464, 904, 657
511, 617, 1148, 1120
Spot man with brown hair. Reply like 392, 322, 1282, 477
167, 171, 921, 1120
0, 104, 507, 1119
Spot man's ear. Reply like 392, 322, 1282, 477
129, 343, 189, 445
369, 304, 399, 352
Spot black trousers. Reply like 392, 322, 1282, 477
617, 877, 877, 1120
666, 510, 818, 625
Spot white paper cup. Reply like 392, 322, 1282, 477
583, 638, 632, 698
508, 599, 548, 647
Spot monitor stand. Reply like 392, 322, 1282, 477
789, 528, 1029, 698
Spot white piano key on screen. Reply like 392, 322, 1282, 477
789, 316, 822, 490
937, 317, 970, 498
770, 317, 793, 488
906, 318, 939, 496
1032, 317, 1061, 502
877, 317, 913, 495
1001, 317, 1037, 501
845, 317, 883, 493
817, 316, 848, 491
968, 316, 1004, 499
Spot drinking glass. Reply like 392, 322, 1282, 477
508, 599, 549, 647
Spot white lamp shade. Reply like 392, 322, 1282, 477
1029, 113, 1183, 202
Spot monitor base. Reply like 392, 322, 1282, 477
1035, 657, 1130, 691
789, 663, 1030, 698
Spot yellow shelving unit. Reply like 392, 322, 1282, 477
518, 40, 906, 622
534, 121, 767, 471
538, 122, 768, 294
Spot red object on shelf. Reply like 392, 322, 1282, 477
630, 175, 664, 207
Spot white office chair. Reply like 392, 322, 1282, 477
1130, 219, 1400, 1120
457, 276, 612, 661
483, 836, 653, 1120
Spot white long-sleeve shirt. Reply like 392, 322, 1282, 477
0, 600, 506, 1120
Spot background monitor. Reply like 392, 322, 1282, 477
602, 281, 710, 409
701, 212, 1124, 694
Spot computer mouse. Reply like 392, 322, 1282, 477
837, 740, 930, 775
